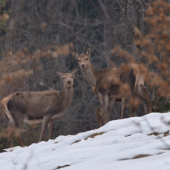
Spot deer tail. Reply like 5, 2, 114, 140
1, 96, 15, 123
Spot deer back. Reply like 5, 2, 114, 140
7, 91, 63, 118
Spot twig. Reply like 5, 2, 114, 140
143, 116, 170, 149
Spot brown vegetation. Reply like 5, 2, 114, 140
112, 0, 170, 112
148, 130, 169, 137
84, 132, 105, 140
119, 152, 164, 161
56, 165, 70, 169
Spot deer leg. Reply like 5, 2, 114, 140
96, 105, 103, 127
13, 112, 25, 146
3, 107, 16, 147
48, 119, 54, 139
129, 96, 138, 117
6, 111, 24, 147
130, 106, 136, 117
13, 126, 24, 147
95, 90, 104, 127
96, 106, 102, 127
9, 136, 13, 148
39, 115, 52, 142
97, 93, 105, 126
142, 86, 152, 113
16, 136, 24, 147
7, 123, 14, 148
107, 98, 115, 122
121, 98, 128, 119
102, 91, 109, 125
135, 85, 152, 114
7, 121, 24, 147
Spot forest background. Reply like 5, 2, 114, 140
0, 0, 170, 149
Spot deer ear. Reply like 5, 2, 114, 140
85, 47, 92, 57
71, 52, 79, 59
71, 68, 78, 76
56, 71, 63, 78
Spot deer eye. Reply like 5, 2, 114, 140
71, 75, 73, 78
63, 77, 65, 79
77, 60, 80, 62
85, 58, 89, 60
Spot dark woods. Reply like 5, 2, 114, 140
0, 0, 170, 148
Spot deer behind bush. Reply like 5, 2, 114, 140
72, 48, 151, 126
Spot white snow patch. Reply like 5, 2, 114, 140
0, 112, 170, 170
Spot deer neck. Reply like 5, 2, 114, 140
82, 63, 98, 87
61, 85, 73, 110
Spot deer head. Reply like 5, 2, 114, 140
56, 68, 78, 88
71, 47, 92, 71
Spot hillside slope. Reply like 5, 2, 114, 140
1, 113, 170, 170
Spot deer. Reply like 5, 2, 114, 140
72, 48, 151, 127
1, 68, 78, 147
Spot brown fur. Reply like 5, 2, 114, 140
1, 69, 78, 147
72, 48, 151, 127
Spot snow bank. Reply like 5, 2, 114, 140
0, 112, 170, 170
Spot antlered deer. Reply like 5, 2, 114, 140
1, 68, 78, 147
72, 48, 151, 126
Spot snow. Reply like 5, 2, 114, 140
1, 112, 170, 170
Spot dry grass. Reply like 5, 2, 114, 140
71, 140, 81, 144
125, 130, 169, 138
71, 132, 105, 144
0, 149, 7, 153
84, 132, 105, 140
0, 42, 73, 96
119, 152, 163, 161
148, 130, 169, 137
119, 154, 151, 161
56, 165, 70, 169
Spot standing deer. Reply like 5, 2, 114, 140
1, 68, 78, 147
72, 48, 151, 126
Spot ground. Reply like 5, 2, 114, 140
1, 112, 170, 170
